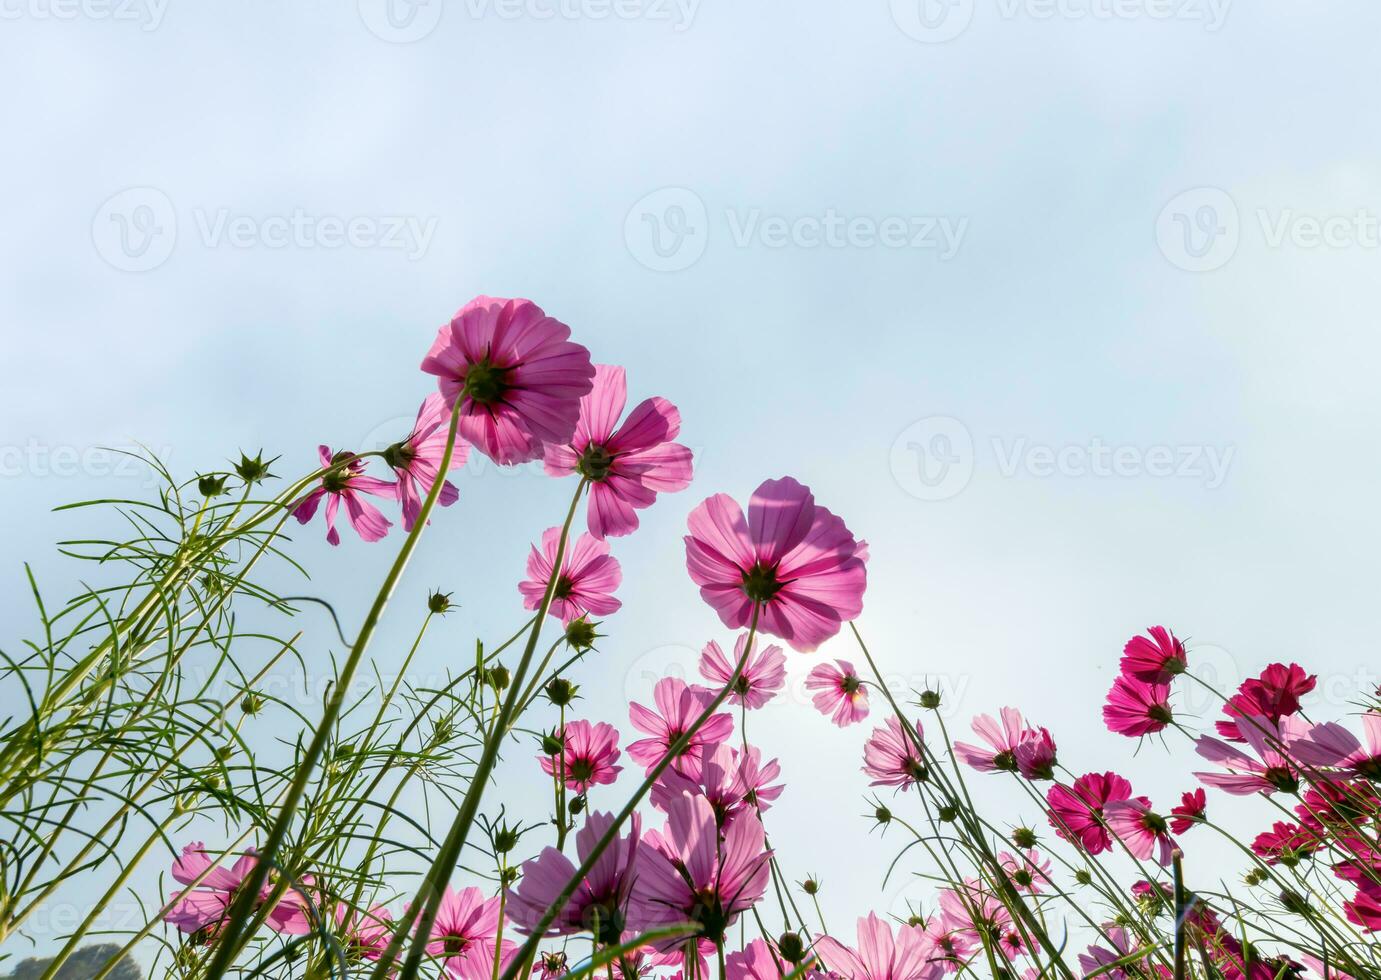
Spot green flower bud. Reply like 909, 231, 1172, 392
239, 692, 265, 716
918, 689, 942, 710
484, 666, 511, 691
428, 590, 455, 614
198, 473, 228, 498
777, 932, 806, 964
541, 731, 564, 756
802, 878, 820, 896
938, 805, 958, 823
1074, 869, 1093, 886
233, 450, 275, 486
1012, 827, 1038, 849
545, 677, 578, 706
874, 805, 892, 825
564, 617, 600, 651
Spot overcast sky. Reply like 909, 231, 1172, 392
4, 0, 1381, 969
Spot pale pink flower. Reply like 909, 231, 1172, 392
937, 885, 1023, 962
1291, 713, 1381, 781
543, 365, 693, 539
1194, 715, 1305, 795
630, 791, 771, 949
815, 912, 943, 980
420, 886, 515, 980
421, 295, 596, 465
726, 938, 792, 980
336, 904, 394, 962
997, 848, 1052, 894
519, 527, 622, 625
953, 707, 1049, 776
683, 477, 867, 652
507, 811, 640, 944
1105, 797, 1175, 865
862, 717, 927, 791
916, 916, 975, 974
539, 720, 623, 793
651, 742, 784, 827
1077, 926, 1155, 980
806, 660, 870, 727
163, 842, 313, 939
627, 677, 734, 774
698, 634, 786, 710
386, 392, 465, 531
291, 446, 395, 546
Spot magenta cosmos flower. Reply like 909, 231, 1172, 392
385, 392, 465, 531
806, 659, 869, 727
953, 707, 1054, 779
419, 886, 516, 980
336, 904, 394, 963
164, 842, 313, 939
1046, 771, 1134, 855
1103, 675, 1173, 738
539, 719, 623, 793
1105, 797, 1175, 865
1169, 788, 1207, 835
651, 742, 784, 828
698, 634, 786, 710
863, 716, 927, 791
630, 791, 771, 949
421, 296, 596, 465
815, 913, 941, 980
1215, 662, 1317, 741
683, 477, 867, 653
627, 676, 734, 774
1119, 625, 1187, 682
292, 446, 395, 546
508, 811, 640, 944
938, 884, 1025, 962
519, 527, 622, 625
1291, 713, 1381, 780
543, 365, 694, 539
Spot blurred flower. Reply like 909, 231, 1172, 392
997, 849, 1052, 894
519, 528, 622, 625
805, 660, 870, 727
539, 720, 623, 793
543, 365, 693, 539
651, 742, 783, 827
336, 904, 393, 963
508, 811, 640, 944
421, 295, 595, 465
291, 446, 395, 545
698, 634, 786, 710
683, 476, 867, 652
386, 392, 465, 531
726, 938, 794, 980
1292, 713, 1381, 780
164, 842, 313, 939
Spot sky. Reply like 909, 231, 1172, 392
4, 0, 1381, 971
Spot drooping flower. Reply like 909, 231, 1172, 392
1215, 663, 1317, 742
862, 716, 928, 791
1103, 676, 1173, 738
336, 904, 394, 963
626, 677, 734, 774
519, 528, 622, 625
507, 811, 641, 944
543, 365, 694, 539
698, 634, 786, 710
1105, 797, 1175, 865
164, 843, 314, 939
630, 791, 771, 948
954, 708, 1052, 777
1046, 772, 1133, 855
1169, 788, 1206, 835
1194, 716, 1304, 795
813, 912, 941, 980
1292, 714, 1381, 781
421, 887, 515, 980
421, 295, 596, 465
384, 392, 466, 531
805, 660, 870, 727
291, 446, 395, 546
997, 849, 1052, 894
651, 742, 784, 827
1119, 626, 1187, 682
539, 720, 623, 793
683, 477, 867, 652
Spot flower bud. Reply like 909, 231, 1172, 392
568, 795, 586, 816
428, 590, 454, 614
1074, 869, 1093, 886
494, 826, 520, 853
239, 692, 265, 716
906, 915, 924, 928
564, 617, 600, 651
938, 805, 958, 823
545, 678, 578, 706
802, 878, 820, 896
233, 450, 275, 486
1012, 827, 1038, 849
918, 689, 942, 710
198, 474, 228, 498
484, 666, 511, 691
541, 731, 564, 756
777, 933, 806, 964
874, 805, 892, 825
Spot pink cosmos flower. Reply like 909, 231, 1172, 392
386, 393, 465, 531
863, 716, 928, 791
805, 660, 870, 727
627, 677, 734, 774
916, 916, 975, 974
164, 842, 313, 939
543, 365, 694, 539
726, 939, 795, 980
1046, 771, 1133, 855
683, 477, 867, 652
1077, 926, 1164, 980
291, 446, 395, 546
421, 296, 596, 465
1250, 821, 1320, 866
698, 634, 786, 710
651, 742, 784, 827
420, 886, 516, 980
1194, 716, 1304, 795
535, 951, 570, 980
336, 904, 394, 963
630, 791, 771, 948
1103, 675, 1173, 738
507, 811, 640, 944
1169, 788, 1206, 835
1105, 797, 1175, 865
1347, 881, 1381, 932
997, 849, 1052, 894
539, 720, 623, 793
937, 885, 1023, 962
953, 708, 1054, 779
1215, 663, 1317, 741
1292, 713, 1381, 781
814, 912, 941, 980
1294, 780, 1380, 834
1119, 626, 1187, 682
519, 528, 622, 625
